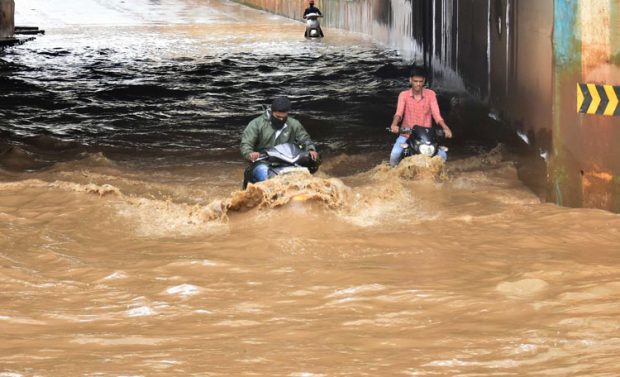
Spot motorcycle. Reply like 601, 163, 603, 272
304, 13, 324, 38
392, 125, 447, 160
243, 143, 320, 189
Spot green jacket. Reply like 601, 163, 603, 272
240, 111, 317, 161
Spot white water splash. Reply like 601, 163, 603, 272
165, 284, 202, 297
126, 306, 156, 317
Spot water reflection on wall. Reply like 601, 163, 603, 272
0, 0, 15, 38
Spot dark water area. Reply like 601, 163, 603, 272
0, 39, 415, 165
0, 0, 518, 173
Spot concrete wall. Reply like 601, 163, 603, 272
485, 0, 554, 168
0, 0, 14, 38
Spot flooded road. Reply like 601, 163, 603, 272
1, 0, 403, 159
2, 1, 620, 376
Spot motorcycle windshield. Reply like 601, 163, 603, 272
266, 143, 303, 164
412, 126, 436, 144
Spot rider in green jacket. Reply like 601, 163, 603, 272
240, 97, 318, 183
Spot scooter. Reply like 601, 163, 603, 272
392, 126, 447, 159
304, 13, 324, 38
243, 143, 320, 189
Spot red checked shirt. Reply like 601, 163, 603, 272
395, 88, 444, 135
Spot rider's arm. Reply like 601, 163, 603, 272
292, 121, 316, 152
437, 119, 452, 138
240, 120, 259, 161
391, 115, 402, 128
429, 91, 453, 137
391, 92, 406, 130
428, 91, 444, 125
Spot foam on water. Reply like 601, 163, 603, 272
368, 155, 447, 181
165, 284, 202, 297
126, 306, 156, 317
33, 158, 449, 236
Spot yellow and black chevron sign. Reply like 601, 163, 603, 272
577, 83, 620, 116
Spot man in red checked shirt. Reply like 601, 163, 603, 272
389, 66, 453, 167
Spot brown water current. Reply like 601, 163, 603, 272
2, 149, 620, 376
2, 0, 620, 376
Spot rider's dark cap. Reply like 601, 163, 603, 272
271, 97, 292, 112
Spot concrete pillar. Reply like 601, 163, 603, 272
0, 0, 15, 38
551, 0, 620, 211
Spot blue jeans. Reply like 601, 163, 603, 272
389, 135, 447, 167
252, 163, 269, 182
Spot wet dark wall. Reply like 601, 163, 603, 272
411, 0, 552, 129
372, 0, 392, 25
0, 0, 15, 38
454, 0, 490, 98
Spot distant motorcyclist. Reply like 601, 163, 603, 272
388, 66, 453, 167
304, 0, 322, 17
303, 0, 324, 38
241, 97, 319, 183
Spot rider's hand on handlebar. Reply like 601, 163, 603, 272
249, 152, 260, 161
309, 151, 319, 161
390, 125, 400, 134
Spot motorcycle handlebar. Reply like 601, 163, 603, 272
386, 127, 445, 137
386, 127, 410, 134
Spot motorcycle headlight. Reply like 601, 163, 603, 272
419, 144, 436, 157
